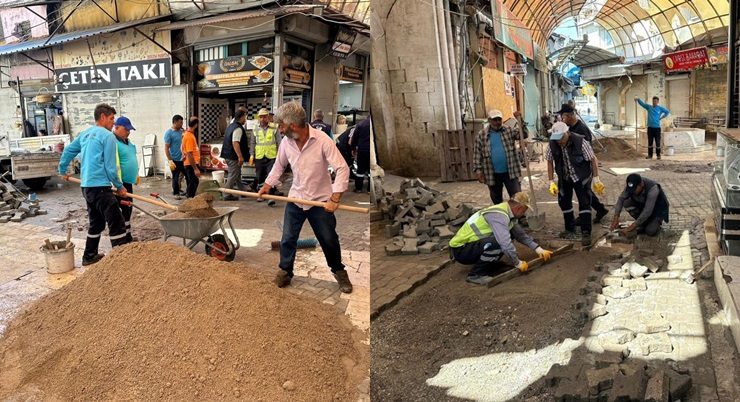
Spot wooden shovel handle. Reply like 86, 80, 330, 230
66, 177, 178, 211
219, 188, 369, 214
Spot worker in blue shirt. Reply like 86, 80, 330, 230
113, 116, 138, 243
58, 104, 130, 266
310, 109, 333, 139
635, 96, 670, 160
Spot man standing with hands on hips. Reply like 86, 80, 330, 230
58, 104, 130, 265
258, 101, 353, 293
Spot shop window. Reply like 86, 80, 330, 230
197, 46, 225, 62
227, 43, 243, 57
248, 38, 273, 55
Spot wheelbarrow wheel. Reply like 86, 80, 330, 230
205, 234, 235, 262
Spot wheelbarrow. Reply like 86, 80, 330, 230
126, 201, 241, 261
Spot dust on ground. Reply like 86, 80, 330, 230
371, 243, 614, 401
0, 242, 367, 401
649, 160, 715, 173
593, 137, 641, 161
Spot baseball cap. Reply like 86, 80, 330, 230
114, 116, 135, 131
511, 191, 532, 210
548, 121, 569, 141
257, 108, 270, 117
626, 174, 642, 194
556, 103, 575, 114
487, 110, 503, 120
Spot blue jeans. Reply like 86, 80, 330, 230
279, 203, 345, 276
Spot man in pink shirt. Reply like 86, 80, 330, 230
258, 102, 353, 293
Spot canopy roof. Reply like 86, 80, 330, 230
548, 42, 624, 68
502, 0, 729, 58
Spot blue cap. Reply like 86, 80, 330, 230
114, 116, 136, 131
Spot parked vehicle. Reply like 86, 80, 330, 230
0, 134, 71, 190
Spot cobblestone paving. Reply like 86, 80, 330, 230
372, 151, 719, 318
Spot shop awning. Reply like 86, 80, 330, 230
0, 14, 170, 57
548, 43, 623, 69
155, 5, 317, 31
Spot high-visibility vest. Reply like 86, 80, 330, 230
254, 125, 278, 159
449, 203, 514, 248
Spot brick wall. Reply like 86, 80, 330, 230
693, 65, 727, 119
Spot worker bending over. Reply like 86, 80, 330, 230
610, 173, 670, 237
448, 192, 553, 285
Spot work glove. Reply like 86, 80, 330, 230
135, 176, 141, 185
169, 160, 176, 172
548, 181, 558, 197
516, 260, 529, 273
249, 156, 254, 166
592, 177, 605, 196
535, 246, 553, 262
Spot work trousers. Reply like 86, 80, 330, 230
171, 160, 185, 195
279, 203, 345, 276
82, 187, 129, 260
623, 198, 663, 236
184, 165, 200, 198
488, 173, 522, 204
224, 159, 246, 191
255, 157, 276, 194
355, 150, 370, 192
451, 236, 504, 277
114, 182, 134, 242
558, 177, 593, 235
647, 127, 662, 157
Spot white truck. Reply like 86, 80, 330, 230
0, 134, 71, 191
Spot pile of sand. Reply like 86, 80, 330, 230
0, 242, 366, 401
593, 137, 641, 161
162, 208, 220, 219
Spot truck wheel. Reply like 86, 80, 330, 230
22, 177, 48, 191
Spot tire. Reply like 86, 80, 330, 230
22, 177, 48, 191
205, 234, 235, 261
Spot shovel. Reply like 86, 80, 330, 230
517, 115, 545, 230
218, 188, 370, 214
66, 177, 178, 211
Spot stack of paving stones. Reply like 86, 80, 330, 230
545, 252, 695, 401
378, 178, 475, 256
0, 181, 46, 223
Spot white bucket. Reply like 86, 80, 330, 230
41, 241, 75, 274
212, 170, 225, 184
665, 146, 675, 156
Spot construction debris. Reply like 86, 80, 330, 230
379, 178, 475, 255
0, 180, 44, 223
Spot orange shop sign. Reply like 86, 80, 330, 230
663, 47, 709, 72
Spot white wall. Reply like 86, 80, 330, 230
311, 55, 338, 128
0, 87, 21, 140
64, 85, 188, 174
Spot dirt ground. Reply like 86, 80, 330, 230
371, 243, 615, 401
0, 242, 368, 401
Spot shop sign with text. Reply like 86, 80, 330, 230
55, 58, 172, 92
196, 54, 274, 90
663, 47, 709, 72
340, 65, 364, 83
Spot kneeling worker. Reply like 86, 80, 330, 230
610, 174, 669, 237
448, 192, 553, 285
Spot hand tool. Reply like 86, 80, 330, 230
486, 244, 574, 288
219, 188, 369, 214
66, 177, 178, 211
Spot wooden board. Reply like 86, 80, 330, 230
437, 129, 477, 182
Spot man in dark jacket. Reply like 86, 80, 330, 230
610, 174, 669, 236
557, 103, 609, 224
221, 109, 248, 201
546, 122, 605, 247
350, 117, 371, 192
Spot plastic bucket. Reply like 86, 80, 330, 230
212, 170, 225, 184
666, 146, 675, 156
41, 241, 75, 274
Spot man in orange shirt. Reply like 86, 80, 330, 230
181, 117, 201, 198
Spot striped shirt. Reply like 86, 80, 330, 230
545, 138, 596, 182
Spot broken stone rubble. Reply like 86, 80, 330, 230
0, 181, 42, 223
380, 178, 476, 255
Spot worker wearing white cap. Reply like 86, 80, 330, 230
473, 109, 524, 213
545, 122, 605, 247
449, 192, 553, 285
249, 108, 281, 206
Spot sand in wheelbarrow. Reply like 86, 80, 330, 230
162, 207, 220, 219
0, 242, 367, 401
179, 193, 215, 212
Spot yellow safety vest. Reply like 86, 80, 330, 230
254, 125, 278, 159
449, 203, 514, 248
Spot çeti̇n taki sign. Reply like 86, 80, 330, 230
55, 58, 172, 93
663, 47, 709, 72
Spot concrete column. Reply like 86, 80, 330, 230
443, 0, 462, 129
433, 0, 451, 129
272, 34, 284, 108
